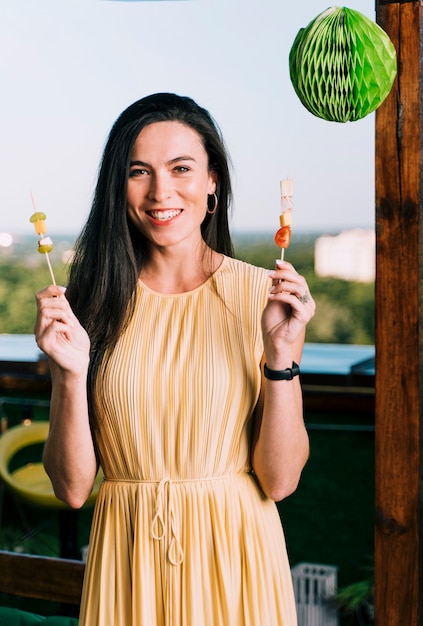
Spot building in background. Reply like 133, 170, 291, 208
314, 229, 375, 282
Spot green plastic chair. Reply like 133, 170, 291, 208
0, 422, 102, 508
0, 421, 103, 558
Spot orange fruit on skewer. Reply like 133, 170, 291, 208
29, 206, 56, 284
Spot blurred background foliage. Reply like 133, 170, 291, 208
0, 232, 374, 345
0, 259, 68, 334
234, 232, 374, 345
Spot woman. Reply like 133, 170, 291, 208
35, 93, 315, 625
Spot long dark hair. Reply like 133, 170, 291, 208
65, 93, 234, 424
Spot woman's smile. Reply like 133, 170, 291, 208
147, 208, 183, 223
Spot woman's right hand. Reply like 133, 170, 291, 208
34, 285, 90, 374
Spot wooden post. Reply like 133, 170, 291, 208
375, 1, 422, 624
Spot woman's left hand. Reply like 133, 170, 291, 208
262, 260, 315, 360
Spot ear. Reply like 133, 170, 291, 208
208, 170, 217, 195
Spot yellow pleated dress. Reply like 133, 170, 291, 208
79, 256, 298, 626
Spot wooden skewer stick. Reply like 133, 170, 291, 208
278, 178, 294, 262
44, 252, 56, 286
30, 193, 56, 285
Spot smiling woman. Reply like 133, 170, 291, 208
34, 92, 315, 626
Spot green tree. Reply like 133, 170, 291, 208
0, 234, 374, 344
0, 259, 69, 334
234, 233, 374, 345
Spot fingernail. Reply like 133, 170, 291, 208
275, 259, 284, 267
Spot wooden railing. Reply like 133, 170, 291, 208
0, 550, 84, 606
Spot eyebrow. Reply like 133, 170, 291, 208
129, 156, 196, 167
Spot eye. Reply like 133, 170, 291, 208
173, 165, 190, 173
129, 167, 149, 178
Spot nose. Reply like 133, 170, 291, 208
148, 172, 172, 202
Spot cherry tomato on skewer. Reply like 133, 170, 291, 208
274, 226, 291, 249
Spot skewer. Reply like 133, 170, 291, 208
275, 178, 294, 261
44, 252, 56, 286
29, 194, 56, 285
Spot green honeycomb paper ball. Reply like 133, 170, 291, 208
289, 6, 397, 122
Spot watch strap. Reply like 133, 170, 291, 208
263, 361, 300, 380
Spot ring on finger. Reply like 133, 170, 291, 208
298, 291, 310, 304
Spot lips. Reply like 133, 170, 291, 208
147, 209, 182, 222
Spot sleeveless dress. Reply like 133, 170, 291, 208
79, 256, 298, 626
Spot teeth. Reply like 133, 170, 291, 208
149, 210, 181, 221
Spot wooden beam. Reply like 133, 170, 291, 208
375, 2, 422, 624
0, 550, 84, 605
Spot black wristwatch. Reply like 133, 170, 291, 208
263, 361, 300, 380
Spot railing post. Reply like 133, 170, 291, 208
375, 1, 423, 624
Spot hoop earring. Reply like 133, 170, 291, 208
207, 193, 218, 215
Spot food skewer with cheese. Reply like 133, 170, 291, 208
29, 198, 56, 285
274, 178, 293, 261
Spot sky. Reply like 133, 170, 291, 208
0, 0, 377, 237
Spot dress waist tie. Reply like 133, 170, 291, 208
151, 477, 184, 566
105, 473, 249, 567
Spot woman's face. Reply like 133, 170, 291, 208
127, 121, 216, 251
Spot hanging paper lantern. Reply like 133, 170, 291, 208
289, 6, 397, 122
